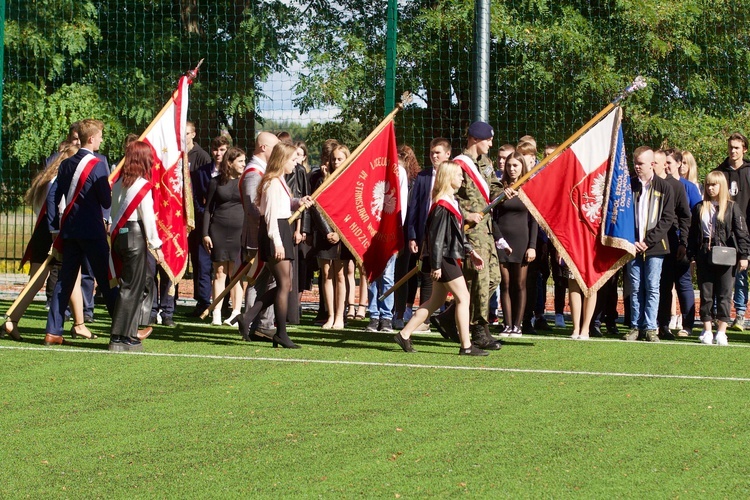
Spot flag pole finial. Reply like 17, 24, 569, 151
186, 59, 205, 83
398, 91, 413, 109
613, 76, 646, 105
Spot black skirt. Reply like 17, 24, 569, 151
28, 220, 53, 264
259, 218, 295, 262
421, 257, 463, 283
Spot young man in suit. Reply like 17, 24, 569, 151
44, 119, 118, 345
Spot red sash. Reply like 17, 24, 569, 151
429, 198, 463, 224
429, 199, 464, 267
19, 204, 47, 269
107, 178, 153, 286
453, 155, 490, 204
51, 154, 100, 257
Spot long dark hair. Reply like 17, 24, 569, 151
500, 152, 528, 187
219, 147, 246, 184
121, 141, 153, 188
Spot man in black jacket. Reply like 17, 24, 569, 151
712, 133, 750, 331
624, 146, 676, 342
654, 149, 692, 339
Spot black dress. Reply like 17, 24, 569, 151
309, 169, 341, 260
493, 196, 538, 264
203, 177, 243, 263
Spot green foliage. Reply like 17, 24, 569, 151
2, 0, 301, 210
5, 0, 750, 215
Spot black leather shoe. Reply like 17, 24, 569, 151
459, 345, 489, 356
393, 333, 416, 353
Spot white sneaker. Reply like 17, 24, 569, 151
699, 331, 713, 345
555, 314, 565, 328
156, 310, 163, 325
668, 314, 678, 330
223, 311, 241, 326
715, 331, 729, 346
211, 310, 222, 326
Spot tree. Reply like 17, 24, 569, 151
2, 0, 300, 209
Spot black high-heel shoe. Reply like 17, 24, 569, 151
70, 322, 97, 340
237, 315, 250, 341
272, 333, 300, 349
4, 318, 22, 341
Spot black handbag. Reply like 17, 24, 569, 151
711, 246, 737, 266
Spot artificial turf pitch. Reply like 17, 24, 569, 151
1, 300, 749, 497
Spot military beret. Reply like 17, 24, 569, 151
467, 121, 494, 140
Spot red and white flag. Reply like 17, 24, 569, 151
111, 75, 194, 288
314, 121, 403, 281
519, 107, 635, 296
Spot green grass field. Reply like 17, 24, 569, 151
2, 300, 750, 497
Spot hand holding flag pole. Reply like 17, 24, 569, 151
467, 76, 647, 229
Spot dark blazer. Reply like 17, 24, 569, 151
664, 175, 691, 250
406, 167, 434, 245
425, 203, 473, 270
191, 161, 216, 233
50, 149, 111, 240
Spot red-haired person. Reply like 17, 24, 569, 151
109, 141, 164, 352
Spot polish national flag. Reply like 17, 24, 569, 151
519, 106, 635, 296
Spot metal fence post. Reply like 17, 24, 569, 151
472, 0, 490, 123
384, 0, 397, 115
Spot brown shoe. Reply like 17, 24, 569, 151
645, 329, 660, 342
44, 334, 65, 346
137, 326, 153, 341
622, 329, 640, 341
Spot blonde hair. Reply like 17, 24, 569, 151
701, 170, 730, 222
256, 142, 298, 204
432, 161, 461, 202
681, 150, 699, 185
325, 144, 350, 179
25, 143, 79, 210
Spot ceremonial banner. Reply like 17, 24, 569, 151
113, 75, 194, 288
314, 121, 403, 281
518, 106, 635, 296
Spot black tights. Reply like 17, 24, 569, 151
244, 259, 293, 342
500, 262, 528, 328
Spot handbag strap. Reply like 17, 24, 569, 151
707, 203, 718, 251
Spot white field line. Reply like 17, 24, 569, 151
1, 345, 749, 382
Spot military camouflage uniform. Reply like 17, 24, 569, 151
455, 150, 502, 331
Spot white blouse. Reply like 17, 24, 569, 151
111, 180, 163, 250
260, 177, 299, 251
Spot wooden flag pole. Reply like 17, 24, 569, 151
378, 264, 418, 302
470, 76, 647, 227
289, 91, 413, 224
199, 257, 257, 319
109, 59, 204, 183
